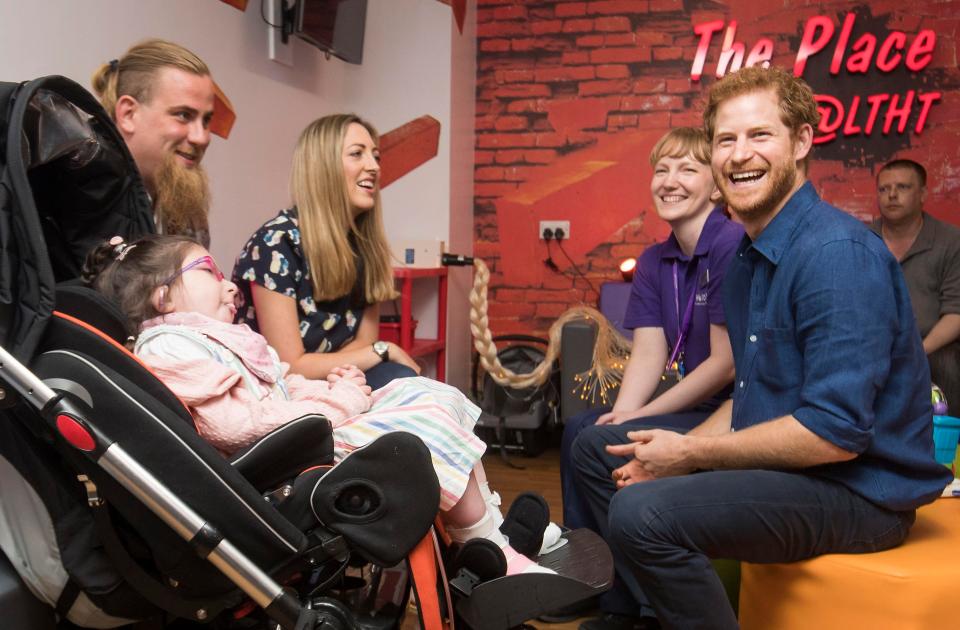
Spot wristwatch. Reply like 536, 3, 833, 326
372, 340, 390, 363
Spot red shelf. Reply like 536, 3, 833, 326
408, 339, 445, 358
393, 267, 448, 279
404, 339, 447, 357
389, 267, 447, 381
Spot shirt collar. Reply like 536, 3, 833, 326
660, 206, 727, 261
905, 212, 936, 258
869, 212, 934, 260
747, 181, 819, 265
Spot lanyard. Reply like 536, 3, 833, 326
666, 261, 698, 373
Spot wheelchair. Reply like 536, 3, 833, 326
0, 75, 613, 630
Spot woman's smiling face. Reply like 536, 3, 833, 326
341, 122, 381, 216
650, 154, 717, 224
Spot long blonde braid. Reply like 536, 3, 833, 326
468, 257, 631, 404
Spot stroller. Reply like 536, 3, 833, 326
0, 76, 613, 630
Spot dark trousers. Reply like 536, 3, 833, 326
572, 424, 916, 629
364, 361, 417, 390
560, 407, 707, 529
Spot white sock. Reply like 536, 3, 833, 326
446, 509, 498, 544
478, 482, 504, 527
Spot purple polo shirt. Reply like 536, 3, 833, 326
624, 208, 744, 375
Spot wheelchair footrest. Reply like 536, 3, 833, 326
453, 528, 613, 630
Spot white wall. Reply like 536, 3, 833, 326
0, 0, 475, 389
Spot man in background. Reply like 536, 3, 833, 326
92, 38, 215, 246
873, 159, 960, 414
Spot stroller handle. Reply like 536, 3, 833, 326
0, 342, 308, 628
0, 343, 58, 406
100, 446, 287, 612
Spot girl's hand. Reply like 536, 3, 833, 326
329, 364, 368, 388
327, 364, 367, 385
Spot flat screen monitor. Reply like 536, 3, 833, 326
295, 0, 367, 65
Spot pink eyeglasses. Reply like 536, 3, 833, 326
162, 255, 224, 286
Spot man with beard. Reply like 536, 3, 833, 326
871, 159, 960, 416
92, 39, 214, 246
571, 66, 950, 630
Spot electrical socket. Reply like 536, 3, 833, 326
540, 220, 570, 240
267, 0, 294, 67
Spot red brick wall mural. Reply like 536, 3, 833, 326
473, 0, 960, 337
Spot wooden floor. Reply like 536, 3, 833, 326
402, 447, 595, 630
482, 446, 566, 522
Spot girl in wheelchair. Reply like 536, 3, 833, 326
83, 234, 553, 576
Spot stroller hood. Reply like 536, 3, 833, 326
0, 75, 154, 362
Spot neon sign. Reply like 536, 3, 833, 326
690, 13, 942, 144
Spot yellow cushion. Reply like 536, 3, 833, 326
739, 499, 960, 630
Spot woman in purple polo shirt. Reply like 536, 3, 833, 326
561, 127, 744, 531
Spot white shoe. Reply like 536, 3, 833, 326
484, 488, 504, 527
539, 522, 567, 555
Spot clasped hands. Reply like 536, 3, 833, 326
606, 429, 696, 488
327, 364, 373, 395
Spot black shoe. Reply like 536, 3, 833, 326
499, 491, 550, 558
447, 537, 506, 583
578, 612, 660, 630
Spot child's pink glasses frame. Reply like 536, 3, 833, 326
161, 255, 224, 286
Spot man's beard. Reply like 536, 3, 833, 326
719, 158, 797, 223
153, 154, 212, 247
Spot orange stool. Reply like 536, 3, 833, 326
739, 499, 960, 630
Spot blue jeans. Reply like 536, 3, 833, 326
365, 361, 417, 389
572, 424, 916, 629
560, 407, 707, 530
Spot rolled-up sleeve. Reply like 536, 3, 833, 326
791, 239, 896, 453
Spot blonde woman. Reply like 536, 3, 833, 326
233, 115, 419, 389
562, 128, 742, 531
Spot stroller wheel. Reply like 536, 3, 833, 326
308, 596, 355, 629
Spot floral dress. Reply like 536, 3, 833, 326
232, 208, 366, 353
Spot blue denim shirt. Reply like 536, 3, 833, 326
723, 182, 951, 511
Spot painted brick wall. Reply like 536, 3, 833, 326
474, 0, 960, 337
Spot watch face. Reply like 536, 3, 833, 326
374, 341, 387, 353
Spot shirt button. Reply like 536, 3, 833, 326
739, 380, 745, 388
749, 334, 757, 342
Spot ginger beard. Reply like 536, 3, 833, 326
714, 145, 798, 223
153, 152, 211, 247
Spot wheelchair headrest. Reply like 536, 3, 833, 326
44, 286, 188, 425
55, 282, 132, 345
